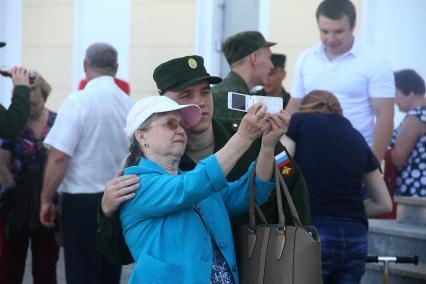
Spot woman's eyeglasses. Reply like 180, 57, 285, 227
141, 118, 188, 131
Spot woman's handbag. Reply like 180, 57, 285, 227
236, 165, 323, 284
375, 148, 397, 219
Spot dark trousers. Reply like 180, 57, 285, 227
0, 217, 59, 284
61, 193, 121, 284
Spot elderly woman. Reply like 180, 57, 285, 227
120, 95, 286, 283
391, 69, 426, 197
281, 90, 392, 283
0, 73, 58, 284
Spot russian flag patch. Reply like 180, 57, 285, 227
275, 151, 290, 168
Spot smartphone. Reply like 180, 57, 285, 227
0, 69, 37, 84
0, 70, 11, 78
227, 92, 283, 113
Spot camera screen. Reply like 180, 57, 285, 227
231, 93, 246, 110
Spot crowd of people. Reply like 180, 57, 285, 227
0, 0, 424, 283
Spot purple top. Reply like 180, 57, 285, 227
1, 110, 56, 180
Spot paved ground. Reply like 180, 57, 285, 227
22, 247, 134, 284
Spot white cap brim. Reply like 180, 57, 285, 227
124, 96, 201, 138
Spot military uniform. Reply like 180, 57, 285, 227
254, 53, 291, 109
212, 71, 250, 121
255, 87, 291, 109
0, 86, 31, 139
96, 54, 311, 265
213, 31, 276, 121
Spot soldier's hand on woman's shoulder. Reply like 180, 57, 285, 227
101, 170, 140, 218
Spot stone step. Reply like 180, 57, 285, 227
396, 196, 426, 226
362, 262, 426, 284
368, 219, 426, 263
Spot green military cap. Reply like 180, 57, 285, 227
222, 31, 276, 65
271, 53, 286, 68
153, 55, 222, 94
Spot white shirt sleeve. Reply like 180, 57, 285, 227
43, 96, 82, 156
290, 52, 307, 99
367, 57, 396, 98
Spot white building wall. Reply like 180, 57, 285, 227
129, 0, 197, 100
0, 0, 23, 108
361, 0, 426, 125
195, 0, 225, 78
73, 0, 131, 90
22, 0, 74, 111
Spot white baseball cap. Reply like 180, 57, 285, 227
124, 95, 201, 138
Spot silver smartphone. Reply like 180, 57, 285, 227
227, 92, 283, 113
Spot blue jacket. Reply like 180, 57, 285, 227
120, 155, 274, 284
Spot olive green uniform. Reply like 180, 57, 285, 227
212, 72, 249, 121
0, 86, 31, 139
96, 118, 311, 265
255, 87, 291, 109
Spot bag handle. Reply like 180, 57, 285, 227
248, 163, 303, 230
248, 165, 268, 230
275, 165, 303, 227
247, 163, 304, 259
247, 165, 268, 258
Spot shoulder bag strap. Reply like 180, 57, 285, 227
276, 164, 303, 227
248, 164, 268, 230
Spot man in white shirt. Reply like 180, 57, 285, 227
286, 0, 395, 161
39, 43, 134, 284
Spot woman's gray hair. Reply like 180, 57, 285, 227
85, 42, 118, 76
123, 136, 143, 168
